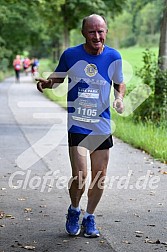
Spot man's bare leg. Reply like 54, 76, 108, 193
86, 149, 109, 214
68, 146, 87, 208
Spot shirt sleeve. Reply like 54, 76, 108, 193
55, 51, 69, 73
112, 59, 124, 84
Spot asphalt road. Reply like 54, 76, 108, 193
0, 75, 167, 252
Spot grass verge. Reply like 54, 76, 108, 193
112, 112, 167, 163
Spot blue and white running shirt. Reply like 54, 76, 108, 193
55, 44, 123, 135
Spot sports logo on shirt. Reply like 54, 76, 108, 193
84, 64, 98, 77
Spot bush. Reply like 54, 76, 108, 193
0, 58, 9, 72
133, 49, 167, 123
120, 35, 137, 48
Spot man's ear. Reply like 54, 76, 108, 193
81, 29, 86, 38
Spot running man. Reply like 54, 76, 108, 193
36, 14, 125, 238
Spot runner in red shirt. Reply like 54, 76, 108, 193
13, 55, 22, 82
23, 57, 31, 75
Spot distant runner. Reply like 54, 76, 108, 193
13, 55, 22, 82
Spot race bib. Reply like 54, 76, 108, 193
72, 87, 100, 123
15, 64, 21, 70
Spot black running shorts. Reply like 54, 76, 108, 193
68, 133, 113, 151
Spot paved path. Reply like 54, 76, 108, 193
0, 75, 167, 252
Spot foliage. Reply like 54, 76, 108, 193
108, 11, 134, 48
0, 0, 49, 68
0, 0, 165, 65
154, 68, 167, 120
108, 0, 163, 48
126, 0, 163, 35
134, 49, 167, 122
37, 0, 65, 60
0, 0, 127, 65
120, 35, 137, 48
136, 2, 162, 47
60, 0, 126, 30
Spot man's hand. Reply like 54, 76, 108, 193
36, 78, 52, 93
113, 98, 124, 114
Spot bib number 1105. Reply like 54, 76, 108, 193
77, 107, 97, 117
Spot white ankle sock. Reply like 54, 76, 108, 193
71, 205, 80, 212
84, 211, 94, 219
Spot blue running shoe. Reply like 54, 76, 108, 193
65, 206, 81, 236
82, 215, 100, 238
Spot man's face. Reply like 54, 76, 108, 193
82, 17, 108, 52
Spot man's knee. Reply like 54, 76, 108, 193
69, 171, 87, 189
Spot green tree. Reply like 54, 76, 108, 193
126, 0, 158, 34
107, 11, 135, 48
36, 0, 65, 61
0, 0, 55, 62
0, 0, 13, 70
0, 0, 127, 65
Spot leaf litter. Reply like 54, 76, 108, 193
24, 208, 32, 213
12, 242, 36, 250
145, 239, 167, 247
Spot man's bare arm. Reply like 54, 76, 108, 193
36, 72, 66, 93
114, 82, 126, 99
113, 82, 126, 114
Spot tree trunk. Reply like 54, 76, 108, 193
63, 25, 70, 49
158, 0, 167, 70
61, 2, 70, 50
154, 0, 167, 120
